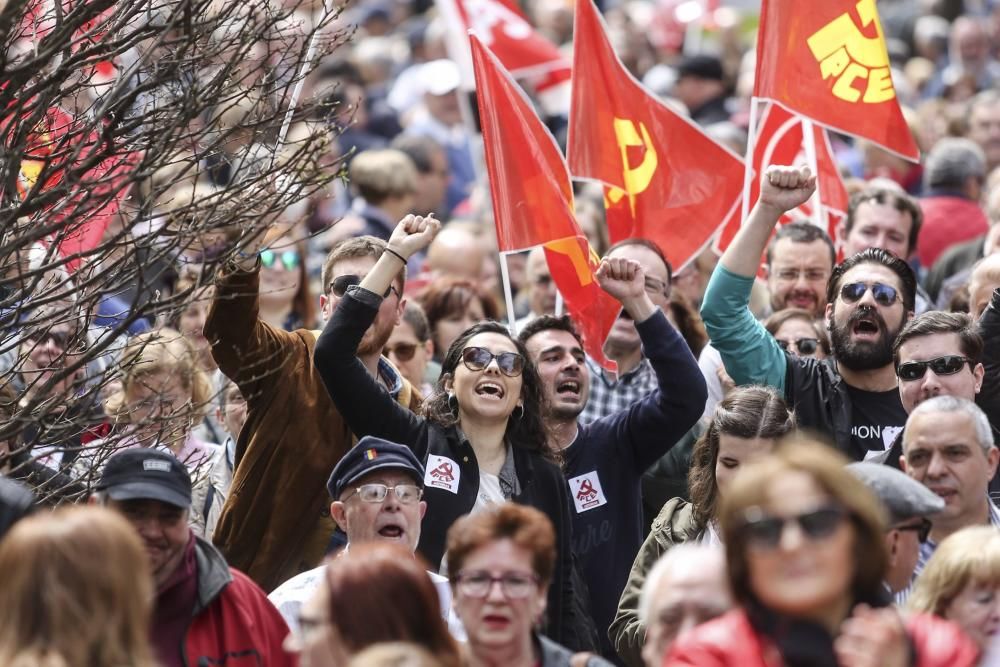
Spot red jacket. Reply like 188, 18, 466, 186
664, 609, 978, 667
917, 195, 989, 268
184, 537, 297, 667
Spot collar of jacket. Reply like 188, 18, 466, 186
193, 535, 233, 615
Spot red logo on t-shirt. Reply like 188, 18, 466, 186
430, 461, 455, 483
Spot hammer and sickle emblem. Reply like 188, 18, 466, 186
605, 118, 658, 215
544, 237, 601, 286
806, 0, 895, 104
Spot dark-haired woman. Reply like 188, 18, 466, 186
314, 214, 595, 650
611, 385, 795, 666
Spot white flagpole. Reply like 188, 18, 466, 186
800, 117, 825, 229
500, 251, 519, 335
555, 290, 564, 316
740, 97, 762, 225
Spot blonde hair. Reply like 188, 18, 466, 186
909, 526, 1000, 616
0, 506, 158, 667
719, 438, 888, 607
105, 327, 212, 423
349, 149, 417, 204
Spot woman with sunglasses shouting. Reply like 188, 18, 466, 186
666, 439, 980, 667
314, 214, 598, 652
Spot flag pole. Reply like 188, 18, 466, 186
800, 117, 824, 229
740, 96, 762, 225
554, 289, 564, 317
500, 250, 519, 335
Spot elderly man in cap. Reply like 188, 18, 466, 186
269, 435, 460, 635
91, 448, 293, 667
848, 462, 945, 595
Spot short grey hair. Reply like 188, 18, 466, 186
907, 396, 995, 456
924, 138, 986, 191
638, 543, 725, 625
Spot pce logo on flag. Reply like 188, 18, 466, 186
806, 0, 895, 104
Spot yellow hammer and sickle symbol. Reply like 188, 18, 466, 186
544, 238, 602, 286
806, 0, 895, 104
605, 118, 658, 216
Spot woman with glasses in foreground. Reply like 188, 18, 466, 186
315, 214, 595, 650
667, 439, 980, 667
447, 503, 613, 667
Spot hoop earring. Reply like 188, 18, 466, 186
512, 404, 524, 421
447, 392, 459, 414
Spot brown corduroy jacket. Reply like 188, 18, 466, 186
206, 264, 421, 591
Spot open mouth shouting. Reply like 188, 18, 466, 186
849, 309, 883, 342
555, 378, 581, 402
376, 519, 407, 541
475, 381, 506, 401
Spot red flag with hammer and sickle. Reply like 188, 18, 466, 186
567, 0, 745, 272
470, 34, 619, 370
755, 0, 919, 161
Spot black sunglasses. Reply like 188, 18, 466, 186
384, 342, 419, 362
461, 346, 524, 377
330, 274, 399, 300
896, 355, 972, 382
776, 337, 820, 355
839, 282, 900, 307
742, 505, 847, 550
894, 517, 932, 542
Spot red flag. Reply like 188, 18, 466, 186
437, 0, 571, 113
9, 106, 138, 271
714, 103, 849, 256
470, 34, 619, 369
755, 0, 919, 161
567, 0, 744, 272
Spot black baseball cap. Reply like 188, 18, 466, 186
676, 54, 725, 82
328, 436, 425, 499
96, 449, 192, 509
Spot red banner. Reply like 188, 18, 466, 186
470, 35, 618, 369
754, 0, 919, 160
714, 103, 849, 256
567, 0, 744, 272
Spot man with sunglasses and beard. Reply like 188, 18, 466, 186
701, 165, 916, 461
206, 234, 424, 592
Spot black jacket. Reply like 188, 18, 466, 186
314, 286, 597, 651
784, 357, 853, 453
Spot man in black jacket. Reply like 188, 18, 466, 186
702, 165, 917, 460
519, 257, 706, 661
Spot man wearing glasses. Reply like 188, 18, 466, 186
847, 462, 944, 596
900, 397, 1000, 584
206, 234, 424, 592
268, 435, 463, 637
701, 164, 917, 461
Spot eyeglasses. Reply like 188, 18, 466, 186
453, 571, 540, 599
384, 342, 419, 362
330, 274, 400, 300
775, 268, 830, 282
776, 337, 820, 355
342, 483, 423, 504
643, 275, 670, 297
25, 329, 76, 349
896, 355, 973, 382
893, 517, 932, 542
260, 249, 300, 272
741, 505, 847, 550
839, 282, 901, 307
461, 347, 524, 377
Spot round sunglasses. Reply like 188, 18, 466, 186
384, 341, 420, 362
461, 346, 524, 377
741, 504, 847, 551
260, 249, 300, 272
776, 337, 820, 355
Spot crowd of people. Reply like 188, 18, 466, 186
6, 0, 1000, 665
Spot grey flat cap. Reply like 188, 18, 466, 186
848, 462, 944, 525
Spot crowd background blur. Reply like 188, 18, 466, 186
5, 0, 1000, 664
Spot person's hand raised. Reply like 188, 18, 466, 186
596, 257, 646, 303
386, 214, 441, 260
758, 165, 816, 216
